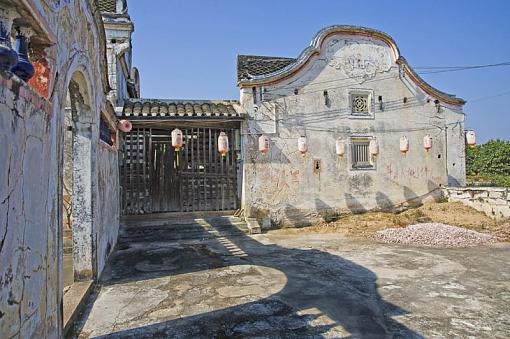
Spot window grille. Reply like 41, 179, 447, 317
99, 117, 113, 146
351, 94, 369, 114
351, 138, 373, 169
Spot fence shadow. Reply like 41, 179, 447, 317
77, 216, 423, 338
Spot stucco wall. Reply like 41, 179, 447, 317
241, 33, 465, 227
96, 143, 120, 274
0, 78, 58, 338
0, 1, 119, 337
443, 187, 510, 220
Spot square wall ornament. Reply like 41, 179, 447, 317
348, 88, 375, 119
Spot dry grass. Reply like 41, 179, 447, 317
277, 202, 510, 242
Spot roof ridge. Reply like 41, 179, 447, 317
126, 98, 240, 103
237, 54, 296, 60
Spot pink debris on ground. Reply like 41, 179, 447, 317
375, 223, 496, 248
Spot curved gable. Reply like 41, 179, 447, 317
238, 25, 465, 106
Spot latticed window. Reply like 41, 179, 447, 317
351, 138, 373, 169
351, 94, 369, 114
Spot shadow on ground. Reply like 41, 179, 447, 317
73, 216, 422, 338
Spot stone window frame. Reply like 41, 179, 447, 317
99, 110, 118, 151
349, 136, 376, 170
347, 89, 375, 119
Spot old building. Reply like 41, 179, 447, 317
237, 26, 466, 227
0, 1, 469, 336
112, 25, 467, 229
0, 0, 124, 337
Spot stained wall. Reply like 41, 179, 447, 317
0, 0, 119, 337
240, 32, 466, 227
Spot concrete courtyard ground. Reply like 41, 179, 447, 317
72, 215, 510, 338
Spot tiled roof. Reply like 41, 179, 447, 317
98, 0, 116, 13
237, 55, 296, 83
120, 99, 243, 119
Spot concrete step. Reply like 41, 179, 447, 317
119, 215, 250, 243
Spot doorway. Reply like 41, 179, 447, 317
120, 125, 240, 215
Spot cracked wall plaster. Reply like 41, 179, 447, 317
0, 1, 119, 337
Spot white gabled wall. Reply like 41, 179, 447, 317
240, 33, 465, 227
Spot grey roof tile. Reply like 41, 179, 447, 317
98, 0, 116, 13
120, 99, 243, 119
237, 55, 296, 83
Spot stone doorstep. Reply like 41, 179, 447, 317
121, 210, 238, 222
245, 218, 262, 234
63, 280, 93, 338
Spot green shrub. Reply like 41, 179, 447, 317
466, 139, 510, 187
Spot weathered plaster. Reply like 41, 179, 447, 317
240, 31, 465, 227
0, 0, 119, 337
443, 187, 510, 220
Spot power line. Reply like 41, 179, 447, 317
468, 89, 510, 104
416, 62, 510, 74
253, 61, 510, 94
414, 61, 510, 70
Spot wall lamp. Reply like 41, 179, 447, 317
434, 99, 441, 113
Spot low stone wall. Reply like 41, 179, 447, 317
442, 187, 510, 220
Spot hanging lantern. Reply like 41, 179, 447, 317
298, 136, 308, 154
0, 8, 19, 72
335, 138, 345, 156
171, 128, 183, 151
11, 27, 34, 82
400, 136, 409, 153
258, 135, 270, 154
423, 135, 432, 150
218, 132, 229, 156
117, 119, 132, 133
369, 139, 379, 156
465, 130, 476, 147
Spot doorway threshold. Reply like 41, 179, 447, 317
63, 280, 93, 337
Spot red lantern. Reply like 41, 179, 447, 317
298, 136, 308, 154
218, 132, 229, 156
117, 120, 132, 133
466, 130, 476, 147
258, 135, 270, 154
400, 136, 409, 153
171, 128, 183, 151
335, 138, 345, 156
423, 135, 432, 150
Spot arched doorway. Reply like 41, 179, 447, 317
62, 71, 95, 293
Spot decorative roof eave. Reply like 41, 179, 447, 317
91, 0, 112, 95
119, 98, 245, 120
396, 57, 466, 106
237, 25, 401, 87
238, 25, 465, 107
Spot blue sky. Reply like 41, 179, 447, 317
129, 0, 509, 143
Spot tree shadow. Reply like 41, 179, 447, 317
73, 216, 423, 338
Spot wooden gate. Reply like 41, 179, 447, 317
120, 126, 240, 215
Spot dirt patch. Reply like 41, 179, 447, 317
274, 202, 510, 242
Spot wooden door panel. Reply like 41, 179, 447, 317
120, 126, 239, 215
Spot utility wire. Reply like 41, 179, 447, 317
414, 61, 510, 70
417, 62, 510, 74
468, 89, 510, 103
257, 61, 510, 95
